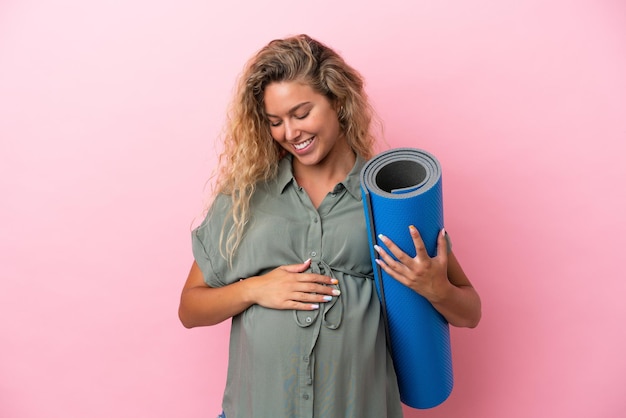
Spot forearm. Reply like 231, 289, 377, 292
178, 279, 254, 328
178, 261, 256, 328
430, 251, 482, 328
430, 283, 481, 328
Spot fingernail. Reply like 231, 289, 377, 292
323, 295, 333, 301
304, 258, 311, 264
374, 244, 382, 253
311, 304, 320, 310
330, 278, 339, 284
332, 289, 341, 296
378, 234, 387, 241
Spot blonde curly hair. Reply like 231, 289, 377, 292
214, 34, 378, 263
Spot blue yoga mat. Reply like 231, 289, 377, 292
360, 148, 453, 409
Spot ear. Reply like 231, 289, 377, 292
337, 103, 346, 123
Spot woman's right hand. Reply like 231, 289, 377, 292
247, 259, 340, 311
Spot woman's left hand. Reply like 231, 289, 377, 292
374, 226, 451, 303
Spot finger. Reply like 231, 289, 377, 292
282, 258, 312, 273
286, 289, 340, 310
288, 301, 321, 311
294, 290, 340, 303
436, 228, 449, 261
377, 233, 413, 265
298, 272, 339, 286
374, 255, 406, 285
407, 225, 431, 261
373, 242, 404, 273
296, 281, 342, 297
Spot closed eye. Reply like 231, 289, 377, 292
268, 112, 308, 127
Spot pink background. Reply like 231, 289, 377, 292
2, 0, 625, 417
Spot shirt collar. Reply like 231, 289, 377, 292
343, 154, 366, 201
276, 154, 366, 201
276, 156, 295, 194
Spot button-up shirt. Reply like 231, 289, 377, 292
192, 155, 403, 418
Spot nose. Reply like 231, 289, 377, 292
284, 120, 300, 141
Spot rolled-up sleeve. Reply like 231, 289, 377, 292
191, 194, 232, 288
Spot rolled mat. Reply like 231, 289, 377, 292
360, 147, 453, 409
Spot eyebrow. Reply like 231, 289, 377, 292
265, 102, 312, 118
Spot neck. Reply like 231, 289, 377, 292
293, 144, 356, 188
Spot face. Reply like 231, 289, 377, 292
263, 81, 347, 168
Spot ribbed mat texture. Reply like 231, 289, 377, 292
360, 148, 453, 409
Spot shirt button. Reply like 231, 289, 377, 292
303, 355, 309, 362
303, 393, 309, 400
313, 217, 318, 223
310, 251, 317, 257
305, 317, 312, 323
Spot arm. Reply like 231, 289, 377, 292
178, 259, 340, 328
374, 226, 482, 328
178, 261, 255, 328
430, 250, 482, 328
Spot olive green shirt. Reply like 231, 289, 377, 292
192, 155, 403, 418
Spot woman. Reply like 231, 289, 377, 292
179, 34, 481, 418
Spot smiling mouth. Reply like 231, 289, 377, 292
293, 137, 314, 150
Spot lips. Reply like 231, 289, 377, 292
293, 137, 314, 151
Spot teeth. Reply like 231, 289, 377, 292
294, 137, 314, 150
